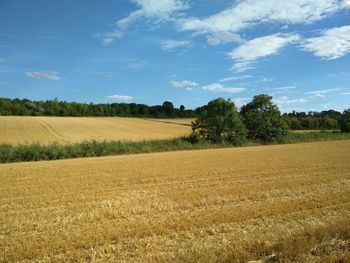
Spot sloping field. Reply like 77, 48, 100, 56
0, 141, 349, 262
0, 116, 191, 145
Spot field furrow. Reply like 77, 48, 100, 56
0, 116, 192, 145
0, 140, 349, 262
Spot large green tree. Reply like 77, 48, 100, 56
241, 94, 287, 141
339, 109, 350, 132
192, 98, 245, 142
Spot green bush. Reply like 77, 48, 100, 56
339, 109, 350, 132
186, 132, 203, 144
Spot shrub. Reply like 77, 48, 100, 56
186, 132, 203, 144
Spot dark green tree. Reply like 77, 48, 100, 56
192, 98, 245, 142
162, 101, 174, 117
241, 94, 287, 141
339, 109, 350, 132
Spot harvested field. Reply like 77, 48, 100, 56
0, 140, 349, 262
0, 116, 191, 145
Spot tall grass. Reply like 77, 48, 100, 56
0, 138, 211, 163
1, 131, 349, 163
284, 130, 350, 143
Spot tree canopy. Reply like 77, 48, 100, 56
339, 109, 350, 132
192, 98, 245, 142
241, 94, 287, 141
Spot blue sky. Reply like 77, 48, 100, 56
1, 0, 350, 111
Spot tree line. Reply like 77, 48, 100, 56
191, 95, 350, 143
0, 97, 196, 118
0, 96, 349, 132
283, 110, 341, 130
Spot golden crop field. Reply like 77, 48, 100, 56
0, 140, 349, 262
0, 116, 192, 145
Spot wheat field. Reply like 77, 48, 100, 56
0, 140, 349, 262
0, 116, 192, 145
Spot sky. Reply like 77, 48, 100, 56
0, 0, 350, 112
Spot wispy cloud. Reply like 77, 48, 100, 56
160, 39, 191, 51
24, 71, 61, 81
107, 95, 133, 101
301, 25, 350, 60
233, 97, 250, 108
100, 0, 189, 45
256, 77, 274, 83
220, 75, 252, 82
91, 71, 116, 78
171, 80, 198, 90
275, 96, 308, 105
202, 83, 245, 94
179, 0, 344, 40
307, 88, 341, 95
274, 86, 296, 91
228, 33, 300, 72
206, 32, 242, 45
0, 58, 6, 63
314, 93, 326, 98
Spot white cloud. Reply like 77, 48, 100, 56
107, 95, 133, 101
228, 33, 300, 72
206, 32, 242, 45
271, 86, 297, 95
313, 93, 326, 98
0, 58, 6, 63
307, 88, 341, 94
171, 80, 198, 90
257, 77, 274, 83
340, 92, 350, 95
179, 0, 344, 36
24, 71, 61, 80
202, 83, 245, 94
233, 97, 250, 108
101, 0, 189, 44
343, 0, 350, 7
275, 96, 308, 105
301, 25, 350, 60
160, 39, 191, 51
274, 86, 296, 90
220, 75, 252, 82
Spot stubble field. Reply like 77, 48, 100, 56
0, 116, 192, 145
0, 140, 349, 262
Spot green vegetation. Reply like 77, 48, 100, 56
192, 98, 245, 142
0, 97, 346, 131
339, 109, 350, 132
1, 131, 350, 164
0, 138, 209, 163
0, 97, 196, 118
1, 95, 349, 163
241, 94, 287, 141
283, 110, 341, 130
